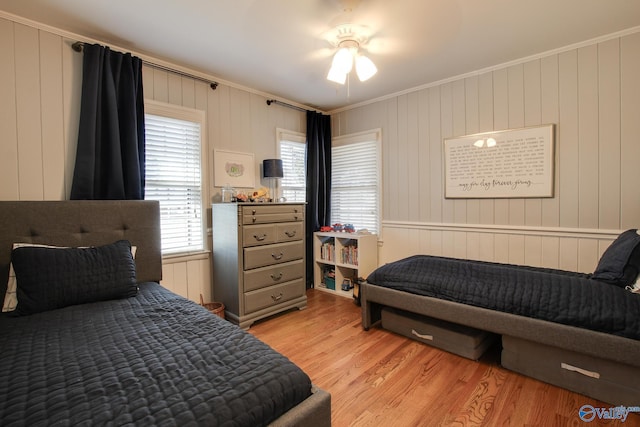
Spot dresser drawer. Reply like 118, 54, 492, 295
244, 260, 304, 292
276, 222, 303, 242
242, 204, 303, 224
243, 224, 276, 247
244, 241, 304, 269
244, 279, 305, 314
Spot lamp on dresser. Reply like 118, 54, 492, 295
263, 159, 284, 202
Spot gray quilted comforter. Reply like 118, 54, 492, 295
366, 255, 640, 340
0, 282, 311, 426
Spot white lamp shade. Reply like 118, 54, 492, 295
327, 66, 347, 84
355, 55, 377, 81
331, 47, 354, 74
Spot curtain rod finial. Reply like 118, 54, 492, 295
210, 82, 218, 90
72, 41, 84, 52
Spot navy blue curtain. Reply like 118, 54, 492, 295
305, 110, 331, 288
70, 43, 145, 200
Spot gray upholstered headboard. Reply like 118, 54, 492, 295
0, 201, 162, 296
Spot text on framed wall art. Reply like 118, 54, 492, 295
444, 124, 555, 199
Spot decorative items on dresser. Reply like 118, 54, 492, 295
212, 203, 306, 328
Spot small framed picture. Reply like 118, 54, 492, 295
214, 149, 256, 188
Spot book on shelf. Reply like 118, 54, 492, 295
320, 241, 335, 261
340, 244, 358, 265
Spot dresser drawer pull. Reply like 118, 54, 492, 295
253, 233, 267, 241
252, 209, 257, 214
252, 216, 257, 223
284, 230, 297, 237
271, 293, 283, 302
293, 215, 299, 220
270, 272, 283, 281
272, 252, 284, 260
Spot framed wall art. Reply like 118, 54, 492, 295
444, 124, 555, 199
213, 149, 256, 188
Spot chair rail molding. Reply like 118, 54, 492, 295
381, 220, 622, 242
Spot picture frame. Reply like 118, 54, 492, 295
443, 124, 555, 199
213, 149, 256, 188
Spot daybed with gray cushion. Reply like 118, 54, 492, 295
362, 230, 640, 406
0, 201, 331, 427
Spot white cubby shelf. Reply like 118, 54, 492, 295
313, 231, 378, 299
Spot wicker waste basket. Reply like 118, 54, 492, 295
200, 294, 225, 319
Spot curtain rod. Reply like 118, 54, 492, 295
72, 41, 218, 90
266, 99, 309, 113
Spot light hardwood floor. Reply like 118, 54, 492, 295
250, 289, 640, 427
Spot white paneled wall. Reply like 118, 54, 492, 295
0, 18, 79, 201
2, 13, 639, 290
332, 31, 640, 272
0, 16, 306, 302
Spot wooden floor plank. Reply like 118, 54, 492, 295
250, 290, 640, 427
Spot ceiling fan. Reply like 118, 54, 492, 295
323, 0, 379, 84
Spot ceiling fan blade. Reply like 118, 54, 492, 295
306, 47, 335, 61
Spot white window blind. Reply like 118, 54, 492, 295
331, 133, 381, 234
278, 130, 306, 203
145, 111, 204, 255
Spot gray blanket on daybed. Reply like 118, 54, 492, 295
366, 255, 640, 340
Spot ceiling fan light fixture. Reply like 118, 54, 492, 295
325, 26, 376, 85
355, 54, 377, 81
327, 66, 347, 84
331, 46, 354, 74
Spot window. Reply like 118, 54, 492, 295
331, 130, 381, 235
144, 101, 206, 255
277, 129, 306, 203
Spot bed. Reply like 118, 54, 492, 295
0, 200, 331, 427
361, 230, 640, 406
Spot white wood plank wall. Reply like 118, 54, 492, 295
1, 13, 639, 286
0, 16, 306, 302
332, 31, 640, 273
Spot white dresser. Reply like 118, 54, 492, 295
211, 203, 306, 328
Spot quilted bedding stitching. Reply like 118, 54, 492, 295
0, 282, 311, 427
366, 255, 640, 340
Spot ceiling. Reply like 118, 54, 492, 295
2, 0, 640, 111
